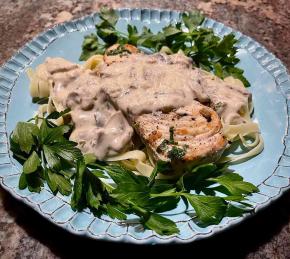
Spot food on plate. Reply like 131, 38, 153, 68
9, 9, 263, 236
29, 51, 262, 168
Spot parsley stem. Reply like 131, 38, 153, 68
40, 150, 47, 169
88, 162, 107, 171
148, 166, 158, 187
87, 162, 117, 178
169, 126, 175, 144
117, 31, 128, 38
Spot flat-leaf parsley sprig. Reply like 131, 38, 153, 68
10, 111, 81, 194
10, 114, 258, 235
80, 8, 250, 87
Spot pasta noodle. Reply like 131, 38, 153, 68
27, 66, 51, 98
83, 55, 104, 71
219, 76, 264, 164
36, 102, 64, 126
106, 150, 154, 177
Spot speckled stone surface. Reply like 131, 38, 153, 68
0, 0, 290, 258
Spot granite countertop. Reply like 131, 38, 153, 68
0, 0, 290, 258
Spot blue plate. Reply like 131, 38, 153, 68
0, 8, 289, 244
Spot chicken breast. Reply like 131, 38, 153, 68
134, 101, 227, 167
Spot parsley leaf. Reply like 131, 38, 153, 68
23, 151, 40, 174
182, 10, 205, 31
104, 204, 127, 220
143, 212, 179, 236
177, 163, 218, 192
71, 159, 112, 214
183, 194, 227, 225
11, 122, 39, 153
42, 124, 70, 144
226, 204, 252, 217
46, 108, 71, 120
103, 163, 148, 186
48, 142, 82, 162
108, 165, 151, 208
86, 183, 101, 210
127, 24, 139, 45
99, 7, 118, 26
20, 171, 44, 193
79, 34, 106, 61
19, 173, 27, 190
71, 159, 87, 210
210, 172, 259, 196
43, 145, 61, 169
46, 169, 72, 195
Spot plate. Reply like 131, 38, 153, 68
0, 8, 289, 244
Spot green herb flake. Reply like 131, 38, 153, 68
106, 45, 131, 56
169, 126, 175, 144
157, 139, 169, 153
167, 146, 186, 160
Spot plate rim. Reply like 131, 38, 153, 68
0, 8, 289, 244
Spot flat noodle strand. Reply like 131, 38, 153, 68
106, 150, 154, 176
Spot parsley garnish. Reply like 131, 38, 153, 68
10, 111, 81, 195
156, 139, 169, 153
80, 8, 250, 87
10, 114, 258, 235
168, 146, 186, 160
169, 126, 175, 144
9, 9, 257, 236
106, 45, 131, 56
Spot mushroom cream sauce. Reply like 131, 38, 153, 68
40, 52, 251, 160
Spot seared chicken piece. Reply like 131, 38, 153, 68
104, 44, 139, 65
134, 101, 227, 167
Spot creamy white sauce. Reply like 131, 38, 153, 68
44, 58, 133, 160
198, 70, 251, 124
41, 53, 251, 159
100, 53, 209, 117
99, 53, 251, 125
